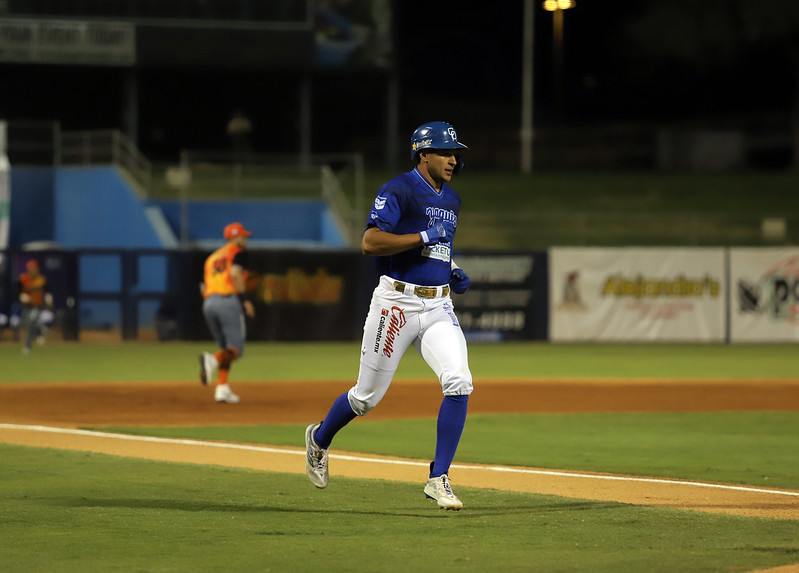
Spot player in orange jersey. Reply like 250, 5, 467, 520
18, 259, 52, 355
198, 222, 256, 403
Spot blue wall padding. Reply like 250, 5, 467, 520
321, 208, 348, 247
79, 254, 121, 292
54, 167, 163, 248
152, 200, 333, 242
10, 166, 346, 248
134, 253, 169, 292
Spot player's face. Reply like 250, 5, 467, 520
422, 150, 457, 185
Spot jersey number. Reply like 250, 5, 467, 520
212, 257, 229, 275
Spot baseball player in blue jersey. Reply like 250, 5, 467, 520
305, 121, 473, 510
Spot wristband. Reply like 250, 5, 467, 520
419, 230, 431, 245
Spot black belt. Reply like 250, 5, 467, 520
393, 281, 450, 299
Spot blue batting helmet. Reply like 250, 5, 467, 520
410, 121, 469, 160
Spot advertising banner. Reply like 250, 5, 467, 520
730, 248, 799, 342
451, 251, 548, 341
187, 249, 372, 342
0, 19, 135, 66
550, 247, 725, 342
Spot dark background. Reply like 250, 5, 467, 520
1, 0, 797, 167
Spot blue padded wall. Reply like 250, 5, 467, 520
54, 167, 162, 248
151, 199, 346, 245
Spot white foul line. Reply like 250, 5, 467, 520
2, 423, 798, 499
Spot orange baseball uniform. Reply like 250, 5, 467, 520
203, 243, 246, 298
19, 270, 47, 307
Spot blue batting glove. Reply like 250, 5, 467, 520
420, 221, 455, 246
450, 268, 471, 294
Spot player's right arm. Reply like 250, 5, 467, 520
361, 226, 425, 256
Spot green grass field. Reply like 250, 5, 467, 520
1, 342, 798, 572
3, 443, 798, 573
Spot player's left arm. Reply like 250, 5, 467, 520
449, 260, 471, 294
42, 278, 53, 308
230, 263, 255, 318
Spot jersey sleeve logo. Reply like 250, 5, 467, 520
374, 196, 387, 210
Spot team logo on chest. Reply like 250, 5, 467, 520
376, 305, 407, 357
426, 207, 457, 228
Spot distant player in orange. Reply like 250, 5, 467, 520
198, 222, 256, 403
18, 259, 52, 355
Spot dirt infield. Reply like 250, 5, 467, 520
2, 378, 799, 523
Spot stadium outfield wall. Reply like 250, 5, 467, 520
1, 247, 797, 344
7, 165, 348, 329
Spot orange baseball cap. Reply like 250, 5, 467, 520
224, 222, 253, 240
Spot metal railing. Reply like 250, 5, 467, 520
59, 130, 152, 195
161, 150, 366, 248
321, 164, 359, 246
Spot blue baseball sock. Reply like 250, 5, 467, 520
314, 391, 357, 449
430, 395, 469, 478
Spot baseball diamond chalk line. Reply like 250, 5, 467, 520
3, 423, 799, 503
16, 423, 799, 497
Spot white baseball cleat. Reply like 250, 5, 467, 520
424, 474, 463, 510
199, 352, 218, 385
305, 423, 329, 489
214, 384, 240, 404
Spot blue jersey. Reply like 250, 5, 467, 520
366, 168, 461, 286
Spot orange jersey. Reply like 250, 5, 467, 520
19, 272, 47, 307
203, 243, 246, 298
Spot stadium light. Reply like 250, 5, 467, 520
543, 0, 576, 10
542, 0, 576, 116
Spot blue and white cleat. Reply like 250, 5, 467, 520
305, 423, 329, 488
424, 474, 463, 510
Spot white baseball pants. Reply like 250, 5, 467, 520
347, 275, 473, 416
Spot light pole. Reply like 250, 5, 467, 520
520, 0, 535, 173
543, 0, 576, 116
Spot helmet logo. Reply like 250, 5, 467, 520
448, 127, 458, 141
413, 138, 432, 151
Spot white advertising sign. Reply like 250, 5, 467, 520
0, 19, 135, 66
730, 248, 799, 342
550, 247, 726, 342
